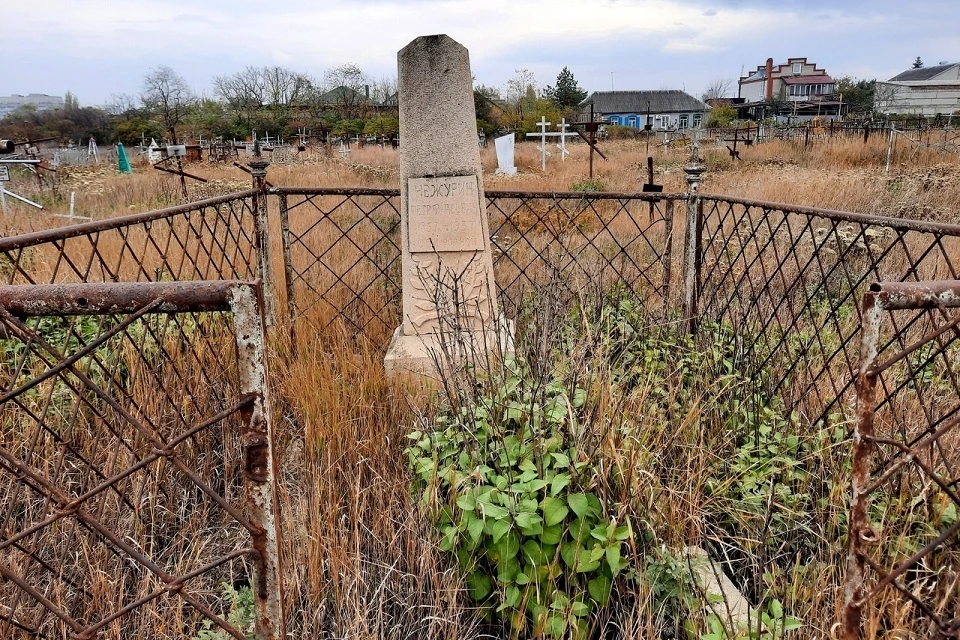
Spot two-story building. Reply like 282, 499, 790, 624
738, 57, 840, 120
579, 90, 709, 131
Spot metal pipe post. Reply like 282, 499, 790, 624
229, 283, 286, 640
249, 139, 276, 332
277, 193, 297, 352
682, 144, 706, 334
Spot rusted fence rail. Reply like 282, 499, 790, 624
690, 194, 960, 426
0, 280, 284, 639
274, 187, 679, 345
0, 190, 260, 286
842, 281, 960, 638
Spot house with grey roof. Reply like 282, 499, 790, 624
875, 62, 960, 117
579, 90, 709, 131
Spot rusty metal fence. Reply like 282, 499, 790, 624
275, 186, 679, 345
687, 195, 960, 427
842, 281, 960, 638
0, 174, 958, 636
0, 191, 261, 286
0, 280, 283, 639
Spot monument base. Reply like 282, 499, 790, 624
495, 167, 517, 176
384, 318, 515, 376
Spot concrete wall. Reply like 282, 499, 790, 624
876, 82, 960, 116
0, 94, 64, 118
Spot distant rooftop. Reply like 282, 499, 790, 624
889, 62, 960, 82
580, 90, 708, 113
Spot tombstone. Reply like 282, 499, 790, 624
494, 133, 517, 176
384, 34, 513, 375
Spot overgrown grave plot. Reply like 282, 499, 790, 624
396, 277, 849, 638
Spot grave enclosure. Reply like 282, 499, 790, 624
0, 35, 958, 639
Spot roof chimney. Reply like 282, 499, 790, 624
766, 58, 774, 101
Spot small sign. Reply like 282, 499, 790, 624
407, 175, 485, 253
0, 166, 9, 181
166, 145, 187, 157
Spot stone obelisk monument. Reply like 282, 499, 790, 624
384, 35, 512, 375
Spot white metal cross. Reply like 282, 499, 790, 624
524, 116, 556, 171
555, 118, 578, 161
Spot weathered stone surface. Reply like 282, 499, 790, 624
384, 34, 511, 376
494, 133, 517, 175
684, 546, 753, 630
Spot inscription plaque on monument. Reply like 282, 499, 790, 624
407, 175, 484, 253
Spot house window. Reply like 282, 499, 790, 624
628, 115, 638, 127
608, 116, 620, 125
693, 114, 702, 127
792, 62, 802, 74
679, 114, 689, 129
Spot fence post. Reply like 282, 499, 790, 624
661, 198, 675, 316
278, 193, 297, 351
229, 282, 286, 640
682, 143, 705, 335
841, 289, 883, 640
249, 137, 277, 332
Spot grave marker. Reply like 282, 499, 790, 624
526, 116, 553, 170
494, 133, 517, 175
384, 34, 513, 375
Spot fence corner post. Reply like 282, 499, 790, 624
229, 282, 286, 640
682, 142, 705, 335
249, 136, 277, 333
841, 288, 883, 640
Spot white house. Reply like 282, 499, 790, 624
875, 62, 960, 118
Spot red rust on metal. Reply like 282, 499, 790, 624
700, 194, 960, 237
842, 289, 884, 640
270, 185, 687, 202
0, 190, 258, 253
869, 280, 960, 311
0, 280, 255, 316
228, 283, 286, 640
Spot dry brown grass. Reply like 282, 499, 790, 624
0, 132, 957, 638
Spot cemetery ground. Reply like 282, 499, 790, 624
1, 137, 958, 638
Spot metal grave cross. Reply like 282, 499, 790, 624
555, 118, 578, 161
526, 116, 553, 170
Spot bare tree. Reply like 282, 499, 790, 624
323, 64, 371, 118
701, 78, 734, 102
105, 93, 139, 119
213, 66, 266, 110
141, 66, 196, 142
261, 66, 312, 108
369, 75, 398, 105
873, 81, 903, 115
504, 68, 537, 123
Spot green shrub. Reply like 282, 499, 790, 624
406, 357, 631, 639
570, 179, 606, 192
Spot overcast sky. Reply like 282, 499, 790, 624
3, 0, 957, 106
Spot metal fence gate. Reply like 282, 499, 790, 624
844, 281, 960, 638
0, 280, 283, 639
